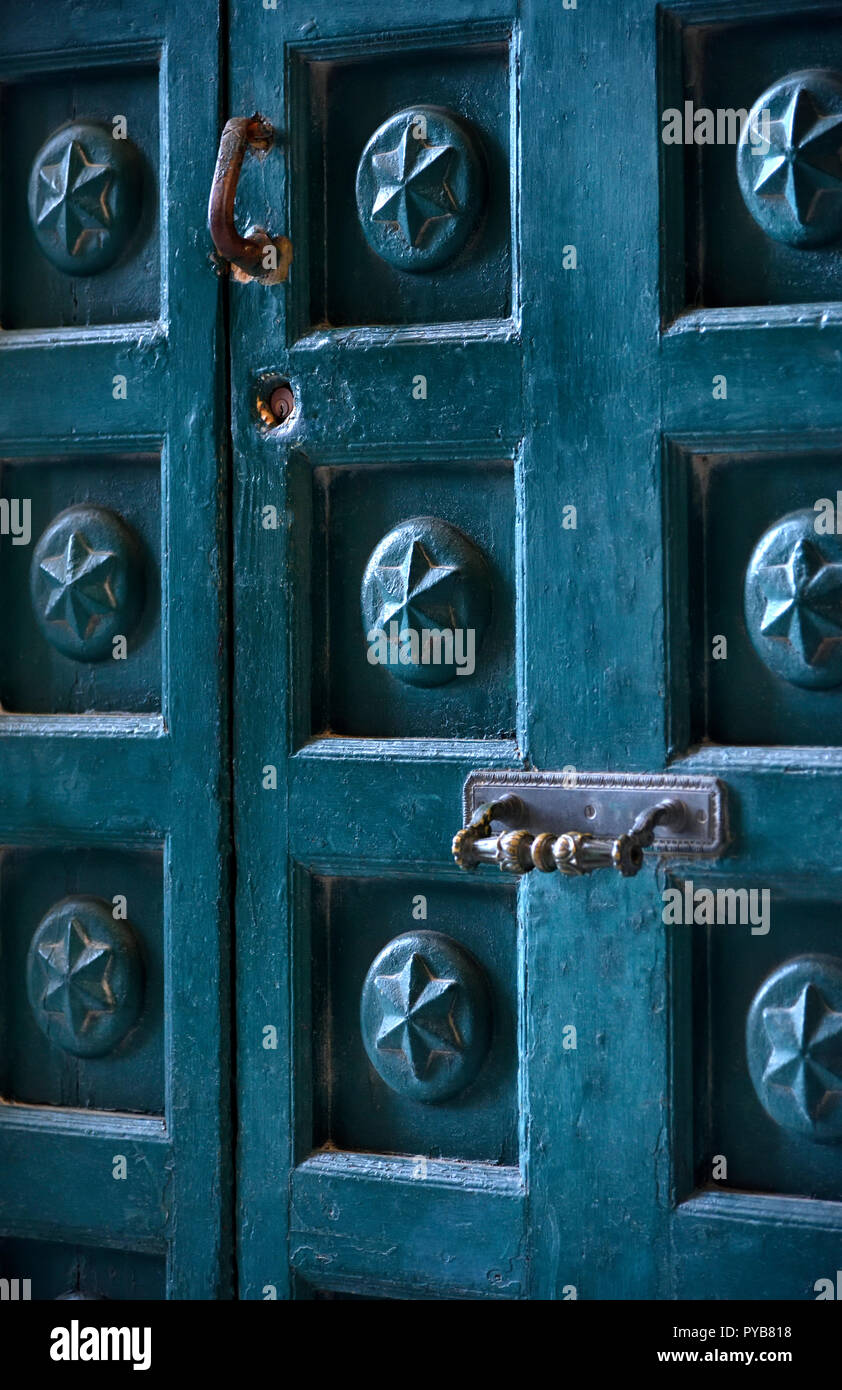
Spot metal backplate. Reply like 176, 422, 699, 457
463, 771, 728, 857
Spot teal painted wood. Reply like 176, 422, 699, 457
5, 0, 842, 1306
231, 0, 524, 1301
658, 0, 842, 1299
0, 0, 231, 1298
521, 0, 842, 1301
232, 0, 842, 1302
520, 0, 669, 1302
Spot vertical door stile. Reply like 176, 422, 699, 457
520, 0, 670, 1300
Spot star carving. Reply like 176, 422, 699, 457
374, 952, 462, 1078
38, 530, 119, 640
37, 915, 116, 1040
370, 123, 457, 246
753, 85, 842, 226
757, 536, 842, 665
35, 139, 113, 256
373, 538, 461, 635
762, 982, 842, 1126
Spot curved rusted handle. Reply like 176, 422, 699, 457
208, 113, 291, 284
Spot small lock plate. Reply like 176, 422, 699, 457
463, 771, 728, 857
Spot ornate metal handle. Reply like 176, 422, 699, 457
207, 113, 292, 284
452, 795, 687, 878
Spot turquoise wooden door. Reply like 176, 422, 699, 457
230, 0, 842, 1301
0, 1, 231, 1297
5, 0, 842, 1306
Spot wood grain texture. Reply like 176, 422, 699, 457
231, 0, 526, 1301
6, 0, 836, 1303
0, 0, 231, 1298
240, 0, 842, 1301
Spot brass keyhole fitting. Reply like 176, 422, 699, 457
256, 379, 295, 429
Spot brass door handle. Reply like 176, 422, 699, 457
207, 114, 292, 283
452, 772, 728, 880
453, 795, 686, 877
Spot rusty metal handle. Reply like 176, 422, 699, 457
208, 113, 291, 284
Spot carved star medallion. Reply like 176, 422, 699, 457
762, 982, 842, 1126
35, 139, 112, 257
374, 952, 461, 1078
356, 106, 485, 271
38, 530, 118, 640
26, 897, 144, 1059
373, 538, 460, 633
370, 124, 457, 247
360, 517, 491, 687
756, 536, 842, 665
36, 915, 116, 1041
361, 930, 492, 1101
753, 85, 842, 227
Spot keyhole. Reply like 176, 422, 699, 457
257, 379, 295, 429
